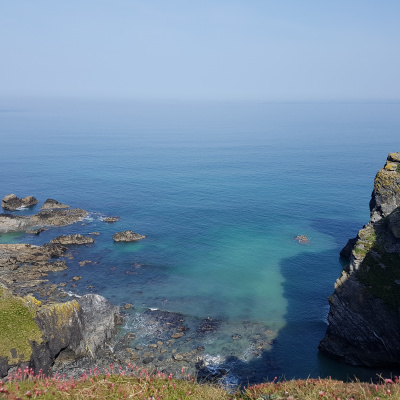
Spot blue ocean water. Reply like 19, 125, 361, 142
1, 98, 400, 382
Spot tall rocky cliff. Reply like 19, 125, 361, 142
319, 152, 400, 367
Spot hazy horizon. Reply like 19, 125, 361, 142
1, 1, 399, 102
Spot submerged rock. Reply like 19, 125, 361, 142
320, 152, 400, 367
2, 194, 38, 210
294, 234, 310, 244
113, 230, 145, 242
50, 234, 94, 245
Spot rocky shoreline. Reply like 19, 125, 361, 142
0, 194, 277, 384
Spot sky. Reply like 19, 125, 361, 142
1, 0, 399, 101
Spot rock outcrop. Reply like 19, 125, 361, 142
2, 194, 38, 210
50, 234, 94, 245
113, 230, 146, 242
0, 208, 89, 233
103, 217, 120, 223
319, 153, 400, 367
41, 199, 70, 209
0, 290, 120, 378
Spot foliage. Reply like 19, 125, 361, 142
397, 163, 400, 173
1, 366, 400, 400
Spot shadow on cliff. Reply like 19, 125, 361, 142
218, 217, 396, 386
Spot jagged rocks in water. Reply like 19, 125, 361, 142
0, 208, 89, 233
2, 194, 39, 210
29, 208, 89, 227
320, 152, 400, 367
50, 234, 94, 245
41, 199, 70, 209
113, 230, 145, 242
103, 217, 120, 223
197, 317, 220, 334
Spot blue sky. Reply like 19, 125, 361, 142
1, 0, 399, 101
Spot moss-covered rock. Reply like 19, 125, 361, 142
0, 287, 43, 365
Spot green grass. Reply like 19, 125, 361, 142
0, 288, 43, 363
1, 368, 400, 400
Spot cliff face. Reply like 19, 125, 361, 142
0, 292, 120, 378
319, 153, 400, 367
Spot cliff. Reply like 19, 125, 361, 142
0, 287, 120, 378
319, 153, 400, 366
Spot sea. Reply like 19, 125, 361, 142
1, 97, 400, 383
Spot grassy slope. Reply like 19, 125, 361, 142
1, 369, 400, 400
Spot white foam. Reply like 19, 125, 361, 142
66, 291, 82, 298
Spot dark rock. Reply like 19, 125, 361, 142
197, 317, 220, 334
2, 194, 38, 210
30, 208, 89, 227
388, 207, 400, 239
26, 228, 47, 235
103, 217, 120, 223
50, 234, 94, 245
113, 230, 145, 242
320, 152, 400, 367
339, 237, 357, 259
41, 199, 70, 210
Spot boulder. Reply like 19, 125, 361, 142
50, 234, 94, 245
41, 199, 70, 209
103, 217, 120, 223
2, 194, 38, 210
113, 230, 145, 242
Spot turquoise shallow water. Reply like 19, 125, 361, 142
1, 98, 400, 381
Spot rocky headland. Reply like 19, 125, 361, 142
319, 152, 400, 366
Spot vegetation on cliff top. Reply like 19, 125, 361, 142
1, 366, 400, 400
0, 288, 42, 363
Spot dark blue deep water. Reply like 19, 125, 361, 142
1, 98, 400, 382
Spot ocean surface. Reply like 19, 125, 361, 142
1, 98, 400, 383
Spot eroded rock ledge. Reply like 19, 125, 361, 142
0, 208, 89, 233
319, 153, 400, 367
